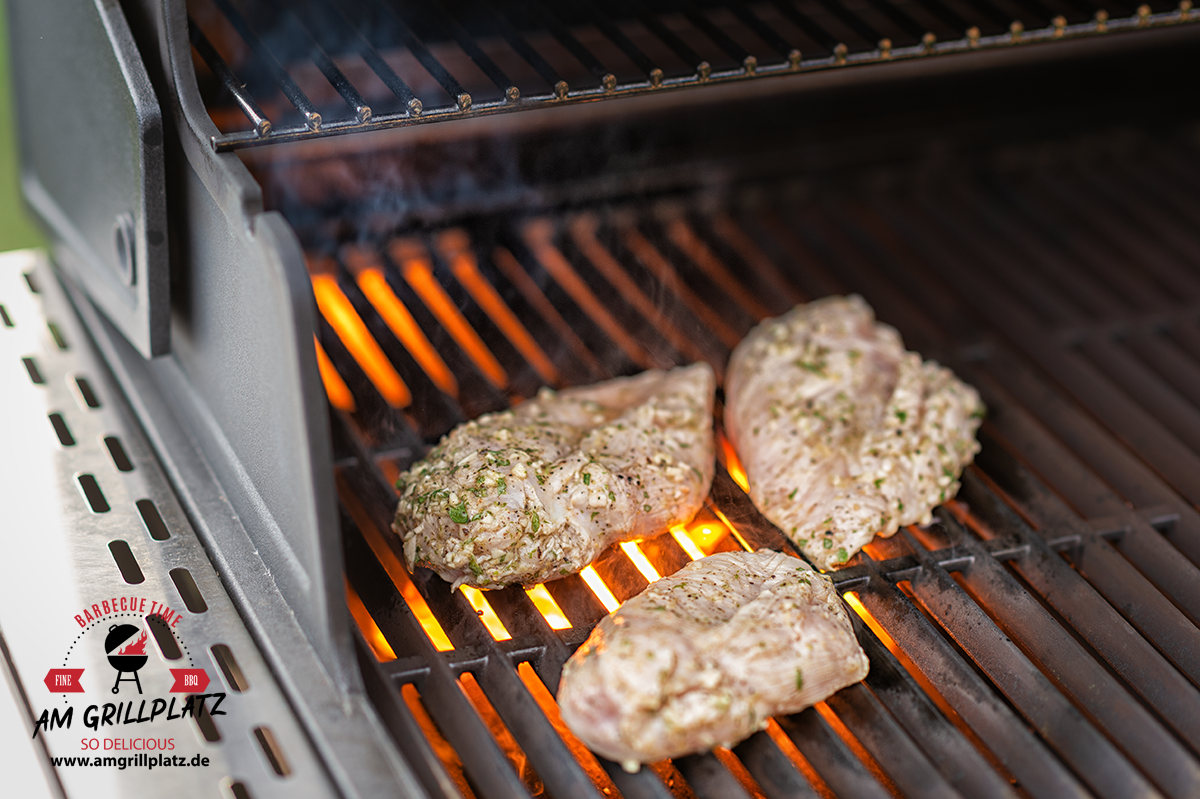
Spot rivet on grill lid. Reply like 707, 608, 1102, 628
304, 110, 321, 131
1137, 4, 1152, 24
878, 39, 893, 59
505, 85, 521, 103
921, 32, 937, 53
1095, 9, 1109, 30
834, 43, 848, 65
1009, 21, 1025, 42
967, 26, 982, 46
457, 93, 472, 111
407, 97, 423, 116
788, 49, 802, 69
697, 61, 711, 81
602, 73, 617, 91
650, 67, 664, 86
1052, 16, 1067, 37
554, 80, 569, 99
742, 56, 757, 75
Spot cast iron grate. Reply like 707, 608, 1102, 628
186, 0, 1200, 150
315, 137, 1200, 798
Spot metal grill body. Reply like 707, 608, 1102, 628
6, 2, 1200, 798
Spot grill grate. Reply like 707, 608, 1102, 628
186, 0, 1200, 150
308, 136, 1200, 798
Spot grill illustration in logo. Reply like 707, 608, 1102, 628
105, 624, 149, 695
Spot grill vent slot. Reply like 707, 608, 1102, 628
211, 644, 249, 692
73, 376, 101, 408
0, 305, 12, 327
103, 436, 134, 472
253, 726, 291, 777
77, 473, 109, 513
107, 540, 145, 584
136, 499, 171, 541
170, 568, 208, 614
47, 321, 67, 349
48, 413, 74, 446
22, 356, 43, 384
147, 614, 182, 660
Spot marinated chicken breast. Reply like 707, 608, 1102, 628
558, 549, 868, 770
725, 296, 983, 570
393, 363, 715, 588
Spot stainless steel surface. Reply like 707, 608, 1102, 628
6, 0, 169, 358
0, 249, 339, 798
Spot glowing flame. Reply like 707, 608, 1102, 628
525, 584, 571, 630
580, 566, 621, 612
390, 239, 508, 389
336, 475, 454, 651
437, 230, 559, 386
620, 541, 662, 582
313, 335, 355, 412
345, 580, 396, 662
460, 586, 512, 641
670, 525, 706, 560
719, 434, 750, 492
355, 265, 458, 397
311, 273, 411, 408
117, 629, 148, 656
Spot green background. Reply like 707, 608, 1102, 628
0, 0, 46, 253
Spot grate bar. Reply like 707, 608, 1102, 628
314, 0, 422, 114
421, 4, 522, 101
366, 0, 472, 109
580, 0, 664, 83
476, 3, 569, 97
277, 3, 372, 122
188, 16, 271, 136
210, 0, 323, 129
857, 578, 1091, 798
776, 707, 893, 799
673, 753, 756, 799
901, 531, 1165, 799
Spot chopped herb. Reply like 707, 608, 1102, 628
582, 472, 591, 485
496, 477, 507, 494
895, 409, 908, 423
898, 501, 905, 512
449, 502, 470, 524
530, 513, 540, 533
643, 504, 652, 512
467, 556, 483, 576
608, 491, 616, 502
591, 511, 599, 520
795, 668, 804, 691
823, 538, 833, 550
837, 548, 848, 562
536, 474, 545, 485
874, 478, 884, 488
970, 406, 987, 420
788, 487, 798, 500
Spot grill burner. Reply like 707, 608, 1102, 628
187, 0, 1200, 149
307, 135, 1200, 798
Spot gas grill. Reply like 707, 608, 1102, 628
4, 1, 1200, 798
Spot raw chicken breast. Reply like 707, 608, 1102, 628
558, 549, 868, 770
393, 363, 715, 588
725, 295, 983, 570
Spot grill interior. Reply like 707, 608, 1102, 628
279, 125, 1200, 799
185, 0, 1199, 149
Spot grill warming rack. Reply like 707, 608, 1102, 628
308, 136, 1200, 798
187, 0, 1200, 150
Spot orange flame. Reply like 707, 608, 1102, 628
620, 541, 661, 582
437, 230, 559, 386
580, 566, 620, 612
390, 239, 508, 390
313, 335, 355, 412
719, 434, 750, 492
525, 584, 571, 630
311, 272, 411, 408
459, 586, 512, 641
345, 579, 396, 662
117, 629, 148, 656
